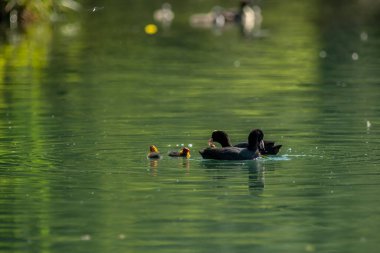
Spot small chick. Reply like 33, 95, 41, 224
147, 145, 161, 159
168, 147, 191, 158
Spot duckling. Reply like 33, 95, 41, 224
147, 145, 161, 159
168, 147, 191, 158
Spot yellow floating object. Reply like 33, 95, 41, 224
144, 24, 158, 35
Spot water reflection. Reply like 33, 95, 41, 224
177, 158, 190, 174
149, 156, 190, 176
201, 160, 265, 195
247, 161, 265, 194
149, 159, 159, 176
1, 0, 380, 252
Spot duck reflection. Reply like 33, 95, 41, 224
149, 159, 159, 176
247, 161, 265, 194
148, 154, 191, 176
201, 160, 265, 195
180, 159, 190, 175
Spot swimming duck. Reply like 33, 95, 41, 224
189, 5, 226, 28
199, 129, 264, 160
154, 3, 175, 27
147, 145, 161, 159
209, 130, 282, 155
168, 147, 191, 158
208, 130, 232, 148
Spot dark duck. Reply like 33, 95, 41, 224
209, 130, 282, 155
199, 129, 264, 160
168, 147, 191, 158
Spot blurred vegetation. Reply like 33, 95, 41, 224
0, 0, 81, 26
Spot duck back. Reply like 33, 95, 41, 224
199, 147, 259, 160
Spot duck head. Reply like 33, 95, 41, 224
209, 130, 231, 147
239, 0, 252, 9
248, 129, 265, 151
149, 145, 159, 153
179, 147, 191, 158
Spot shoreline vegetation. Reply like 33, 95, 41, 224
0, 0, 82, 97
0, 0, 81, 28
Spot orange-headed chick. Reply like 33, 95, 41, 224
147, 145, 161, 159
168, 147, 191, 159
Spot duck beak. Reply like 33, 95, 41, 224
208, 138, 215, 147
259, 140, 265, 150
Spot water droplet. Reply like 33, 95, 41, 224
305, 244, 315, 252
319, 50, 327, 58
91, 6, 104, 13
352, 52, 359, 61
360, 32, 368, 41
81, 234, 91, 241
234, 60, 241, 67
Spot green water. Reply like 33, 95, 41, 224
1, 0, 380, 252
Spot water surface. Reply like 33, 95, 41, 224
1, 0, 380, 252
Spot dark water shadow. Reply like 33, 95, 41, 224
200, 159, 266, 196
